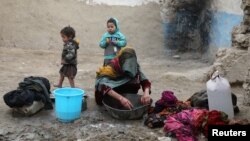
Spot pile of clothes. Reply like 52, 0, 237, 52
3, 76, 53, 116
164, 109, 228, 141
144, 89, 248, 141
144, 90, 190, 128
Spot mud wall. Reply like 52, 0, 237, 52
161, 0, 243, 52
205, 0, 249, 104
161, 0, 212, 52
210, 0, 243, 48
238, 0, 250, 105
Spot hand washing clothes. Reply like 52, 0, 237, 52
95, 47, 151, 105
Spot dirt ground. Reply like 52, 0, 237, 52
0, 0, 249, 141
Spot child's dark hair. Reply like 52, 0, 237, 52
60, 26, 75, 39
107, 18, 117, 27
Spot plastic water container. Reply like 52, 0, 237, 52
53, 88, 85, 122
207, 75, 234, 119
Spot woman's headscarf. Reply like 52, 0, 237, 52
96, 47, 138, 79
96, 47, 148, 90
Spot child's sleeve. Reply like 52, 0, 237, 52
99, 34, 107, 48
116, 33, 127, 47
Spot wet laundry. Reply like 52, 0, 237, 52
202, 110, 228, 137
164, 109, 228, 141
144, 90, 190, 128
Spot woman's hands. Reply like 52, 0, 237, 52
141, 88, 151, 105
119, 97, 133, 110
107, 90, 133, 110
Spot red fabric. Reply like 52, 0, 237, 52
165, 116, 190, 140
110, 57, 123, 74
95, 85, 112, 105
164, 109, 197, 141
157, 90, 177, 107
191, 109, 208, 130
164, 109, 228, 141
141, 80, 151, 92
203, 110, 228, 137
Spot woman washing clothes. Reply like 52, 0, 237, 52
95, 47, 152, 110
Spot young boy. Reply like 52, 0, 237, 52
99, 18, 127, 65
54, 26, 79, 88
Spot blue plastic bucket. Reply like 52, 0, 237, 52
53, 88, 84, 123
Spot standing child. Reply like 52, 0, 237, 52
99, 17, 127, 65
54, 26, 79, 88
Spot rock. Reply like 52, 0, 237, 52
24, 133, 36, 140
158, 137, 172, 141
242, 1, 250, 10
233, 0, 250, 50
118, 129, 125, 134
243, 14, 250, 24
244, 6, 250, 15
232, 25, 249, 34
139, 137, 144, 140
244, 68, 250, 106
232, 33, 250, 49
243, 46, 250, 105
73, 119, 81, 124
0, 129, 10, 136
172, 55, 181, 59
233, 0, 250, 106
205, 48, 249, 84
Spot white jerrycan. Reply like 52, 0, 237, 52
206, 71, 234, 119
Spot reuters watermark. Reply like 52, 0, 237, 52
208, 125, 250, 140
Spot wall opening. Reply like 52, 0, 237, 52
162, 0, 212, 54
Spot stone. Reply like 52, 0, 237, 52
230, 0, 250, 105
157, 137, 172, 141
172, 55, 181, 59
232, 25, 249, 34
73, 119, 81, 124
243, 39, 250, 106
205, 48, 249, 84
243, 14, 250, 24
24, 133, 36, 140
244, 68, 250, 106
232, 33, 250, 49
244, 6, 250, 15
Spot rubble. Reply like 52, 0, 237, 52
205, 48, 248, 84
243, 68, 250, 105
232, 26, 250, 49
232, 0, 250, 49
232, 0, 250, 105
